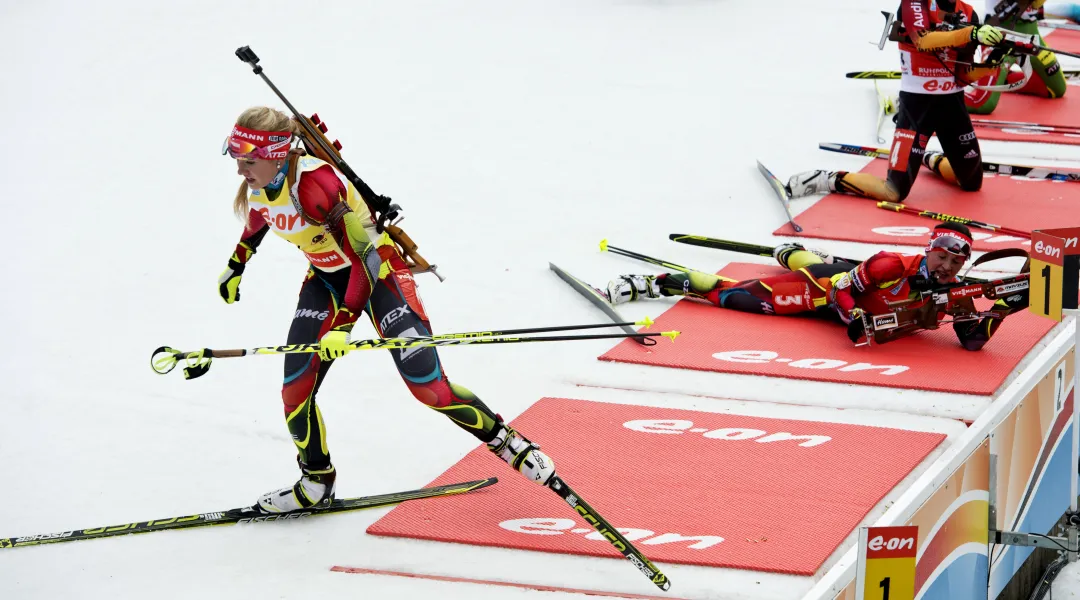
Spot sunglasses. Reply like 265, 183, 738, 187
929, 234, 971, 258
222, 136, 291, 160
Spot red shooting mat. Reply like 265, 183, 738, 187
367, 397, 947, 575
772, 159, 1080, 251
599, 263, 1055, 395
969, 28, 1080, 145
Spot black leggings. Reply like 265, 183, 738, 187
888, 91, 982, 200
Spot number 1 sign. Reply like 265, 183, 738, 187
1030, 227, 1080, 322
855, 525, 918, 600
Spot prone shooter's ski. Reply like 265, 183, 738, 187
549, 263, 655, 345
757, 161, 803, 233
0, 478, 497, 550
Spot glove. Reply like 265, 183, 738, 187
847, 316, 867, 344
998, 289, 1029, 311
971, 24, 1004, 46
318, 328, 352, 362
984, 45, 1014, 67
218, 241, 256, 304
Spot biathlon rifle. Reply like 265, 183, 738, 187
857, 272, 1030, 346
234, 46, 444, 281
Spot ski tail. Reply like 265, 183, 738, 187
874, 81, 897, 144
548, 475, 671, 592
818, 142, 890, 159
548, 263, 655, 346
845, 70, 901, 79
668, 234, 775, 257
756, 160, 802, 233
0, 478, 498, 550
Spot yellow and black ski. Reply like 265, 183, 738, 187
548, 474, 671, 592
0, 478, 497, 550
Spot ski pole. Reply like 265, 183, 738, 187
876, 201, 1031, 239
599, 239, 695, 273
152, 320, 676, 378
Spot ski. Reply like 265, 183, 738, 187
847, 68, 1080, 80
819, 142, 1080, 181
547, 474, 671, 592
972, 118, 1080, 135
548, 263, 654, 345
668, 234, 861, 264
819, 141, 890, 159
0, 477, 497, 550
757, 160, 802, 232
846, 70, 901, 79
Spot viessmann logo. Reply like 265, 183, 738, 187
498, 518, 724, 550
712, 350, 909, 376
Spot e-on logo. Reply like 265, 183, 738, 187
713, 350, 909, 376
499, 518, 723, 550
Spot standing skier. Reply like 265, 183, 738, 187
966, 0, 1065, 114
220, 107, 554, 513
785, 0, 1005, 203
606, 223, 1027, 349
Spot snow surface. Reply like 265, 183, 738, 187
2, 1, 1079, 599
1054, 558, 1080, 599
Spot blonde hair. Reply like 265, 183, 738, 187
231, 106, 307, 220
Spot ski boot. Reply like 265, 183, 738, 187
256, 459, 337, 514
487, 424, 555, 486
606, 274, 661, 304
922, 150, 944, 171
773, 243, 835, 270
786, 170, 837, 198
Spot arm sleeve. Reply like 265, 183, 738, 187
833, 252, 908, 311
903, 0, 975, 50
230, 209, 270, 263
242, 209, 270, 244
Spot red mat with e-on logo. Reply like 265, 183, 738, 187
367, 397, 946, 575
600, 263, 1053, 395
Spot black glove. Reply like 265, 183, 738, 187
984, 45, 1014, 67
999, 288, 1029, 311
847, 318, 867, 344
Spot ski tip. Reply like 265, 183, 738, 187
661, 330, 680, 341
599, 239, 608, 252
636, 316, 654, 329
